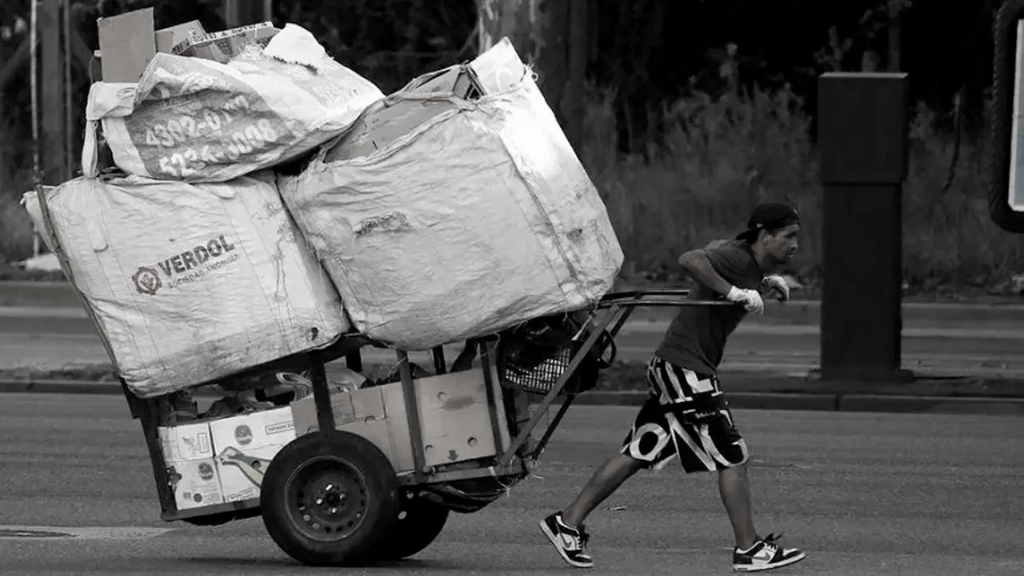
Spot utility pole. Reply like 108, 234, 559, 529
40, 0, 65, 184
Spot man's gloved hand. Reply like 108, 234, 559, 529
762, 275, 790, 302
726, 285, 765, 314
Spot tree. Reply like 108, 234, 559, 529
475, 0, 586, 151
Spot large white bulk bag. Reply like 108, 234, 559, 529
21, 171, 348, 397
278, 49, 623, 350
83, 24, 384, 183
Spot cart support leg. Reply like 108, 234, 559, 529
432, 346, 447, 375
345, 349, 363, 372
130, 388, 176, 519
309, 351, 336, 433
477, 340, 506, 456
498, 307, 624, 466
525, 306, 633, 458
528, 392, 577, 459
398, 350, 428, 477
605, 305, 637, 341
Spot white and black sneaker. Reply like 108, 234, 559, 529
732, 533, 806, 572
539, 512, 593, 569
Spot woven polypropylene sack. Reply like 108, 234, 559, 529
83, 24, 384, 183
21, 171, 348, 397
278, 70, 623, 350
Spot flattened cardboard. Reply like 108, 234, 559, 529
468, 37, 528, 94
380, 365, 511, 469
291, 385, 387, 436
290, 366, 511, 473
175, 22, 279, 63
97, 8, 157, 83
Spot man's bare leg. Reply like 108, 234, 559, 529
561, 453, 647, 527
718, 464, 758, 550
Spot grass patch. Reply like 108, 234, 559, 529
0, 167, 35, 268
578, 84, 1023, 292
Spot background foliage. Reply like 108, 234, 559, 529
0, 0, 1018, 295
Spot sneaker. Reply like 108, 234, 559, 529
539, 512, 593, 569
732, 533, 806, 572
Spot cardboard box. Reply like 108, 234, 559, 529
290, 365, 512, 473
405, 64, 484, 99
158, 422, 225, 511
160, 421, 215, 461
175, 22, 279, 63
291, 384, 388, 435
214, 444, 286, 502
167, 458, 225, 510
208, 406, 296, 502
324, 63, 484, 163
95, 10, 275, 82
97, 8, 156, 83
155, 20, 207, 54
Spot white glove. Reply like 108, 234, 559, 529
762, 275, 790, 302
726, 285, 764, 314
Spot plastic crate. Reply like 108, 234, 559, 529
497, 336, 579, 394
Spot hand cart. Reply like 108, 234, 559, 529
120, 289, 732, 566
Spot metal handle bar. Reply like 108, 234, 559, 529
596, 289, 740, 309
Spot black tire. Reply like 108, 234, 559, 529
259, 431, 400, 566
376, 493, 450, 560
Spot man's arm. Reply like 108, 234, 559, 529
678, 244, 764, 313
678, 249, 735, 296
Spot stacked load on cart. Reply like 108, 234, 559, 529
21, 8, 623, 512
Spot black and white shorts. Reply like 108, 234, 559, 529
620, 355, 749, 473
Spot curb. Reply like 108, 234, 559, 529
2, 380, 1022, 416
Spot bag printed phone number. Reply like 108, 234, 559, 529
84, 24, 384, 183
139, 95, 282, 179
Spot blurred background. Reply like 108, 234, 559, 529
0, 0, 1014, 296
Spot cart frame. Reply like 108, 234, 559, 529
121, 289, 732, 526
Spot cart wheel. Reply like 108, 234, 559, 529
376, 493, 450, 560
259, 431, 400, 566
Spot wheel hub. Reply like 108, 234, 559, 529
315, 482, 350, 514
288, 461, 368, 541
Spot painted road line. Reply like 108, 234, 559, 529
0, 525, 175, 540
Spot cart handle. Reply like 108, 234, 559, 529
597, 289, 739, 309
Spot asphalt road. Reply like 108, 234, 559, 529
5, 309, 1024, 377
1, 394, 1022, 575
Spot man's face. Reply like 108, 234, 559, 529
762, 223, 800, 264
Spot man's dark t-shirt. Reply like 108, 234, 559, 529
655, 240, 765, 375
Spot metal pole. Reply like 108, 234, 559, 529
63, 0, 72, 181
30, 0, 41, 257
397, 350, 427, 478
